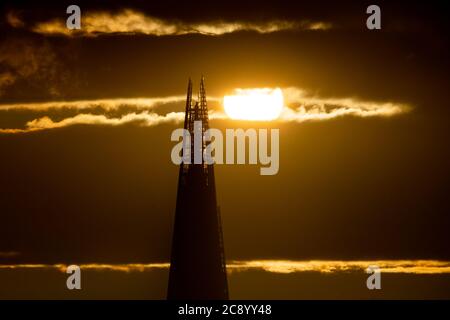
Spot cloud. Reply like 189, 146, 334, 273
1, 260, 450, 274
28, 111, 184, 128
0, 111, 185, 134
0, 72, 16, 95
29, 9, 332, 37
280, 87, 410, 122
0, 37, 70, 97
0, 263, 169, 272
6, 10, 25, 28
0, 88, 409, 134
228, 260, 450, 274
0, 95, 224, 134
0, 96, 187, 111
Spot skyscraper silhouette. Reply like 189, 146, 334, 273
167, 77, 229, 300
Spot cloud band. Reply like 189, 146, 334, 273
0, 88, 410, 134
24, 9, 332, 37
1, 260, 449, 274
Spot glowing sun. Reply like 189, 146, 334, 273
224, 88, 284, 121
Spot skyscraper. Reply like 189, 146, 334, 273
167, 77, 229, 300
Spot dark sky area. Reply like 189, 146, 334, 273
0, 0, 449, 264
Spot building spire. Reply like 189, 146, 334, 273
167, 77, 229, 300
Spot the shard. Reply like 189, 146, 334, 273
167, 77, 229, 300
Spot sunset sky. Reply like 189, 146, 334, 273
0, 0, 449, 299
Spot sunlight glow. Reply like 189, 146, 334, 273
224, 88, 284, 121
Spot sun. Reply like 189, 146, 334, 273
223, 88, 284, 121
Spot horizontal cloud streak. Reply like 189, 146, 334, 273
280, 87, 410, 122
0, 263, 169, 272
1, 260, 450, 274
0, 96, 186, 111
0, 111, 186, 134
228, 260, 450, 274
28, 9, 332, 37
0, 88, 410, 134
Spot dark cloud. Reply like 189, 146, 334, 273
5, 10, 25, 28
0, 36, 80, 100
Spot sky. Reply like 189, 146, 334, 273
0, 0, 449, 292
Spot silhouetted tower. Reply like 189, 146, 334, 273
168, 77, 228, 300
